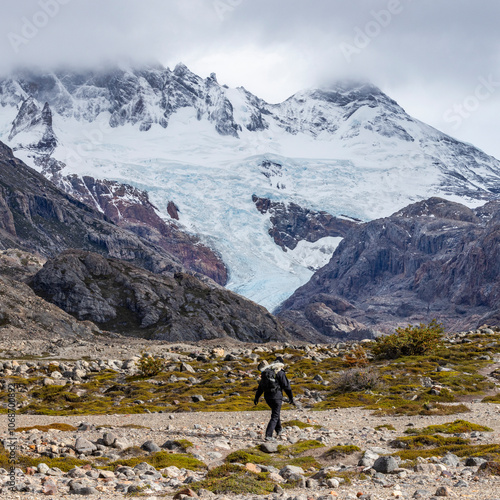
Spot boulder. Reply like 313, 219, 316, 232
74, 438, 96, 455
141, 440, 161, 453
279, 465, 305, 479
373, 456, 398, 474
102, 432, 117, 447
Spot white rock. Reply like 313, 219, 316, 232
37, 463, 50, 474
326, 477, 339, 488
161, 466, 181, 478
213, 439, 231, 450
112, 437, 130, 450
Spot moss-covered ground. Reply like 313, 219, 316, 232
103, 451, 206, 471
220, 437, 369, 481
324, 445, 361, 458
403, 419, 493, 435
386, 418, 500, 462
1, 326, 500, 499
2, 328, 500, 417
191, 463, 275, 495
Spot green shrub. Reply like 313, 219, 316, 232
137, 352, 164, 377
372, 319, 444, 359
343, 345, 369, 367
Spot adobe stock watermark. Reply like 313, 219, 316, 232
60, 120, 114, 166
340, 0, 407, 63
443, 75, 500, 130
386, 151, 427, 185
8, 0, 72, 54
6, 383, 19, 492
213, 0, 244, 21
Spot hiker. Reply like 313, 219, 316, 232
254, 356, 295, 441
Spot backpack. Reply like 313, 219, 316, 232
261, 368, 280, 393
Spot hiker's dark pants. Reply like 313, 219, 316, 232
264, 396, 282, 438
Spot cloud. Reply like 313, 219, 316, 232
0, 0, 214, 72
2, 0, 498, 94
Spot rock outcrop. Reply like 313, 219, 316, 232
0, 250, 101, 340
31, 250, 290, 342
8, 98, 57, 152
4, 65, 244, 138
278, 197, 500, 335
4, 65, 500, 202
253, 195, 358, 250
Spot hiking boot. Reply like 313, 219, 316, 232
265, 436, 276, 442
275, 429, 283, 437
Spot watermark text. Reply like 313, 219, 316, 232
8, 0, 72, 53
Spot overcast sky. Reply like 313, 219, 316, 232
1, 0, 499, 158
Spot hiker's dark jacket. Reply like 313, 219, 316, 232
255, 362, 293, 402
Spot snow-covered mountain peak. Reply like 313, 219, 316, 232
2, 64, 415, 143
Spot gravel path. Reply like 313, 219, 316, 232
3, 404, 500, 499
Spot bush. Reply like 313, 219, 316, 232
371, 319, 444, 360
343, 345, 369, 367
333, 367, 380, 393
137, 352, 164, 377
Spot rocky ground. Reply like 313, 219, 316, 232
2, 329, 500, 498
2, 405, 500, 499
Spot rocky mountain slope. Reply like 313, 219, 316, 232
0, 141, 183, 274
4, 65, 500, 203
252, 195, 358, 251
30, 250, 290, 343
2, 64, 500, 310
278, 197, 500, 336
7, 97, 57, 153
0, 143, 298, 343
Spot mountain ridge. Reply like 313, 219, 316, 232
2, 62, 500, 310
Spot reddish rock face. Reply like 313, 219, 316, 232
80, 177, 227, 285
0, 142, 181, 276
40, 166, 227, 285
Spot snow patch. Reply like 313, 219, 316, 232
287, 237, 343, 271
